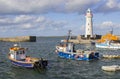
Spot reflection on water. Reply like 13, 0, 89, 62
0, 37, 120, 79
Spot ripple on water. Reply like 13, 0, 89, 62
0, 37, 120, 79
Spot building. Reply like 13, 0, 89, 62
85, 8, 93, 38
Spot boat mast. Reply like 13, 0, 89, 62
66, 30, 74, 52
66, 30, 72, 42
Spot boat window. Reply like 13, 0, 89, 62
19, 50, 25, 54
16, 51, 19, 55
23, 51, 25, 54
19, 51, 23, 54
10, 50, 13, 53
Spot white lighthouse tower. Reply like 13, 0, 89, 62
85, 8, 93, 38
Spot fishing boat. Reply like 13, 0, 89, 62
55, 30, 99, 61
95, 40, 120, 49
8, 44, 48, 68
95, 33, 120, 49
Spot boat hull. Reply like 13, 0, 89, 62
10, 60, 34, 68
9, 57, 48, 68
96, 43, 120, 49
58, 52, 99, 61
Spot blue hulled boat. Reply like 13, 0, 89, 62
56, 42, 99, 61
8, 44, 48, 68
55, 30, 99, 61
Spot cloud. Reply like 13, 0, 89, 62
0, 15, 68, 36
0, 0, 120, 14
101, 21, 113, 28
65, 0, 100, 13
14, 15, 34, 23
94, 21, 120, 34
94, 0, 120, 13
0, 0, 120, 37
0, 0, 65, 14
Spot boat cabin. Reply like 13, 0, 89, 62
66, 42, 75, 52
9, 44, 26, 60
56, 42, 75, 53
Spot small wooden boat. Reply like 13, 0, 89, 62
55, 30, 99, 61
8, 44, 48, 68
102, 65, 120, 72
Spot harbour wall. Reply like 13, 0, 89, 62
69, 39, 96, 44
69, 35, 120, 44
0, 36, 36, 42
68, 35, 100, 44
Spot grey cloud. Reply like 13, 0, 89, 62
0, 0, 65, 14
94, 0, 120, 13
0, 0, 119, 14
65, 0, 100, 13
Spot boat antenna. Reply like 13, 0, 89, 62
111, 26, 113, 34
110, 26, 113, 34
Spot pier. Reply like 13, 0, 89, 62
68, 35, 101, 44
0, 36, 36, 42
68, 35, 120, 44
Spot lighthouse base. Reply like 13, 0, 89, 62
82, 35, 101, 40
85, 35, 93, 39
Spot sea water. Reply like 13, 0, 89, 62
0, 37, 120, 79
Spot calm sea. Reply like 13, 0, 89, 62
0, 37, 120, 79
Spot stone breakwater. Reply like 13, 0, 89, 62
0, 36, 36, 42
68, 35, 120, 44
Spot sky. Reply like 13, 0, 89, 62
0, 0, 120, 37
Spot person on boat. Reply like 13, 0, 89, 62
73, 44, 76, 52
63, 43, 66, 47
25, 56, 31, 62
89, 52, 94, 59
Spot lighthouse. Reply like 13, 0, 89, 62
85, 8, 93, 38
